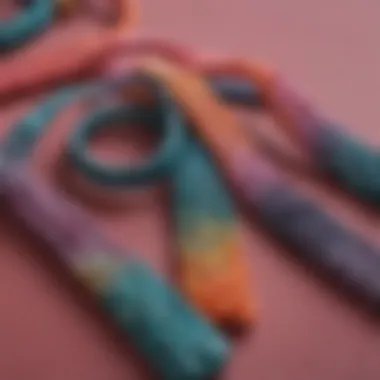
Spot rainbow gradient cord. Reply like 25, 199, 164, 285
0, 77, 231, 380
67, 86, 255, 327
3, 56, 256, 327
138, 57, 380, 311
104, 40, 380, 208
197, 58, 380, 206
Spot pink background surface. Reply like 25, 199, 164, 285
1, 1, 380, 379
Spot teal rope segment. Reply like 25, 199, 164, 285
317, 127, 380, 205
67, 95, 188, 187
3, 75, 189, 187
101, 260, 229, 380
0, 0, 55, 52
3, 79, 115, 158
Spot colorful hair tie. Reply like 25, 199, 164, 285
1, 77, 230, 380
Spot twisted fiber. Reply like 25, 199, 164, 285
1, 76, 230, 380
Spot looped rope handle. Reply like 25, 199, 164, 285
102, 40, 321, 158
